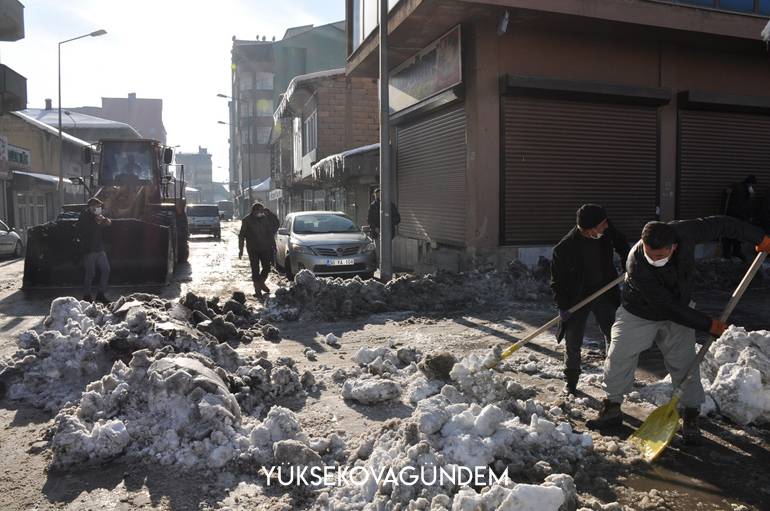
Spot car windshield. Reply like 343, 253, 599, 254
187, 205, 219, 217
292, 214, 359, 234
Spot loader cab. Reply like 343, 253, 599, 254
99, 140, 156, 187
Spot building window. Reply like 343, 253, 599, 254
255, 72, 274, 90
303, 110, 317, 155
670, 0, 770, 14
256, 127, 271, 144
256, 99, 274, 116
352, 0, 401, 51
239, 73, 254, 91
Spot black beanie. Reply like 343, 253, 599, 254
576, 204, 607, 229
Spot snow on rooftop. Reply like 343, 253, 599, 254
274, 68, 346, 122
11, 111, 91, 147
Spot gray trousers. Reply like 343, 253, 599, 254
83, 251, 110, 296
603, 306, 705, 408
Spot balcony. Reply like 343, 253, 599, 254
0, 64, 26, 114
0, 0, 24, 41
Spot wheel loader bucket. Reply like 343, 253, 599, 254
23, 218, 173, 289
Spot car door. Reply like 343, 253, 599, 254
0, 221, 11, 255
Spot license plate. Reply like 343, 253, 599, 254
325, 258, 355, 266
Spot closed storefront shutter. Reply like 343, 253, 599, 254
396, 105, 467, 245
502, 96, 658, 244
678, 109, 770, 220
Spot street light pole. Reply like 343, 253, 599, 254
57, 29, 107, 212
379, 0, 393, 281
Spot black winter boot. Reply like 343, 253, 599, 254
563, 369, 580, 396
253, 281, 263, 299
681, 408, 702, 446
586, 399, 623, 430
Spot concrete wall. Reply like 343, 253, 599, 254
316, 76, 379, 157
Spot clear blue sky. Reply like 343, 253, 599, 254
0, 0, 345, 182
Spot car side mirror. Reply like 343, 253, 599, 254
83, 147, 93, 164
277, 228, 289, 236
163, 148, 174, 165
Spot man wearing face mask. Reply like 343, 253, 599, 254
551, 204, 630, 395
238, 202, 279, 298
77, 197, 112, 304
722, 175, 758, 261
588, 216, 770, 444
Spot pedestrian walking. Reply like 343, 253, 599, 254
550, 204, 629, 395
722, 175, 757, 261
238, 202, 279, 298
77, 197, 112, 304
587, 216, 770, 445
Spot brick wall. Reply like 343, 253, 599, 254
315, 75, 379, 158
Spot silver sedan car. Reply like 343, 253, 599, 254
275, 211, 377, 278
0, 220, 23, 258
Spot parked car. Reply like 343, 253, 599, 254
0, 220, 23, 258
186, 204, 222, 239
217, 200, 234, 221
275, 211, 376, 278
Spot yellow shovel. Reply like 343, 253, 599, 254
498, 274, 626, 363
629, 251, 768, 462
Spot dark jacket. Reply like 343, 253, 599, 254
76, 209, 106, 254
239, 210, 279, 254
623, 215, 765, 332
550, 221, 630, 311
724, 182, 753, 221
367, 200, 401, 238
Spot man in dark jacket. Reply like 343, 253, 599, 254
239, 202, 279, 298
551, 204, 630, 395
77, 197, 112, 304
722, 175, 757, 261
588, 216, 770, 444
367, 188, 401, 239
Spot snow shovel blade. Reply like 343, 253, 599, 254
629, 395, 680, 462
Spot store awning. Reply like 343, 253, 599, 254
248, 177, 271, 192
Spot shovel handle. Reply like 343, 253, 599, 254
500, 273, 626, 360
673, 251, 767, 399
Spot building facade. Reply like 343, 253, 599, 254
346, 0, 770, 272
271, 70, 380, 223
229, 21, 347, 217
71, 93, 166, 143
175, 147, 214, 204
0, 0, 27, 225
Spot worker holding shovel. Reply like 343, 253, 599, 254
551, 204, 629, 395
587, 216, 770, 445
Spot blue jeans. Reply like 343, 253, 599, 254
83, 251, 110, 296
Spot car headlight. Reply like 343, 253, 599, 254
291, 243, 315, 255
363, 242, 376, 253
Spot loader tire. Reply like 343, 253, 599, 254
176, 212, 189, 263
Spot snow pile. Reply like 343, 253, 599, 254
702, 327, 770, 425
50, 350, 326, 468
265, 264, 550, 321
449, 346, 534, 404
629, 328, 770, 425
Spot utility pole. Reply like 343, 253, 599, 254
379, 0, 393, 281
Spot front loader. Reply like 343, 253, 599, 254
22, 139, 190, 288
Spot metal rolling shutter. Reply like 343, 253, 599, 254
396, 106, 467, 244
679, 109, 770, 220
502, 96, 658, 244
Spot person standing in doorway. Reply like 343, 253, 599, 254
239, 202, 279, 298
550, 204, 629, 395
367, 188, 401, 257
77, 197, 112, 304
722, 175, 757, 261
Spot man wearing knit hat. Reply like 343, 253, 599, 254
550, 204, 630, 395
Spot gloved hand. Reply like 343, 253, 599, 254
709, 319, 728, 337
756, 235, 770, 254
559, 309, 572, 323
